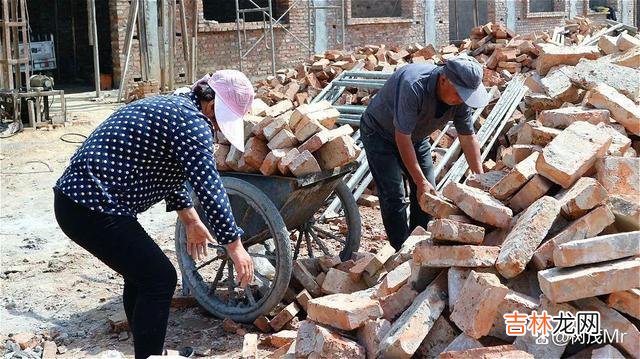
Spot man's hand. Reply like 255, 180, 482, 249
416, 179, 437, 204
185, 220, 213, 261
226, 239, 254, 288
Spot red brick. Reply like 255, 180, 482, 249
553, 231, 640, 267
298, 125, 354, 153
419, 193, 462, 218
259, 148, 289, 176
321, 268, 367, 295
269, 302, 300, 331
288, 150, 321, 177
295, 320, 365, 358
490, 152, 539, 200
442, 182, 513, 229
357, 318, 391, 359
277, 148, 300, 176
316, 135, 361, 170
555, 177, 608, 220
585, 83, 640, 136
538, 257, 640, 302
536, 121, 612, 188
413, 240, 500, 268
243, 137, 269, 169
465, 170, 508, 192
496, 196, 560, 279
306, 293, 382, 331
427, 219, 485, 244
267, 128, 298, 151
596, 156, 640, 197
508, 175, 553, 213
536, 44, 600, 75
607, 288, 640, 320
450, 271, 508, 338
537, 106, 609, 129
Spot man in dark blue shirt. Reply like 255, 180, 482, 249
360, 56, 490, 249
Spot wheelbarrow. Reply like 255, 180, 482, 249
174, 163, 361, 323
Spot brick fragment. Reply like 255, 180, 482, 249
357, 318, 391, 359
540, 65, 579, 102
294, 118, 326, 142
607, 288, 640, 320
243, 137, 269, 169
496, 196, 560, 278
253, 315, 271, 333
427, 219, 484, 244
263, 117, 290, 141
243, 115, 264, 140
596, 156, 640, 197
440, 345, 533, 359
609, 194, 640, 231
379, 282, 418, 321
532, 205, 615, 270
419, 193, 462, 218
269, 302, 300, 331
307, 292, 382, 331
241, 333, 258, 359
413, 315, 458, 358
617, 32, 640, 51
259, 149, 289, 176
508, 175, 553, 213
289, 100, 332, 129
42, 341, 57, 359
601, 123, 632, 156
321, 268, 367, 294
611, 45, 640, 68
251, 98, 270, 116
442, 334, 482, 353
295, 320, 365, 358
536, 44, 600, 75
251, 116, 275, 139
267, 128, 298, 150
295, 289, 312, 312
517, 121, 562, 146
364, 243, 395, 276
537, 106, 609, 129
378, 272, 448, 359
302, 107, 340, 128
592, 345, 625, 359
264, 99, 294, 118
413, 241, 500, 268
288, 150, 321, 177
571, 59, 640, 102
465, 171, 508, 192
225, 145, 244, 171
443, 182, 513, 228
513, 295, 576, 358
490, 152, 539, 200
317, 255, 341, 272
378, 260, 411, 296
488, 291, 538, 342
277, 148, 300, 176
538, 257, 640, 302
298, 125, 354, 153
316, 135, 361, 170
553, 231, 640, 267
450, 271, 508, 338
214, 144, 231, 171
348, 253, 375, 281
585, 83, 640, 136
598, 34, 619, 54
292, 260, 322, 297
555, 177, 608, 220
266, 330, 297, 348
536, 121, 612, 188
574, 297, 640, 357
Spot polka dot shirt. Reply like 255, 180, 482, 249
55, 92, 244, 245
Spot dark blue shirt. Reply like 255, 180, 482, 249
361, 64, 475, 142
55, 92, 243, 245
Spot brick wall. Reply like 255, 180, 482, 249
108, 0, 635, 88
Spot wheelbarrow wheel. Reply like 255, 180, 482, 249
293, 180, 361, 261
175, 177, 292, 323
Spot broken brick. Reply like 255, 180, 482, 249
419, 193, 462, 218
607, 288, 640, 320
295, 320, 365, 358
306, 292, 382, 331
490, 152, 539, 200
585, 83, 640, 136
443, 182, 513, 229
555, 177, 608, 220
538, 257, 640, 302
321, 268, 367, 294
537, 106, 609, 129
427, 219, 485, 244
536, 121, 612, 188
496, 196, 560, 279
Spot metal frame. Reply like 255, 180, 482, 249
234, 0, 346, 76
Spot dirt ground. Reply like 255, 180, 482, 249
0, 91, 386, 358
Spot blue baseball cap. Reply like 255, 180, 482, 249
443, 56, 491, 108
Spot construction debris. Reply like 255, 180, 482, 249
245, 19, 640, 359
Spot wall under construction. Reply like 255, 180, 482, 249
107, 0, 634, 86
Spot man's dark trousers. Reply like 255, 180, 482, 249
360, 121, 436, 250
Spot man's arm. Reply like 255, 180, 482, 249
458, 134, 484, 174
396, 130, 436, 195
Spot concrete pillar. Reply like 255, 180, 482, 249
143, 0, 161, 82
313, 0, 329, 54
424, 0, 436, 44
568, 0, 578, 19
506, 0, 516, 31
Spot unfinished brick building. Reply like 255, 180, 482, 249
26, 0, 638, 89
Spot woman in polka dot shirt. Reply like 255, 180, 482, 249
54, 70, 255, 358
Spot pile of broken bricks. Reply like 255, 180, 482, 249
238, 24, 640, 359
214, 100, 361, 177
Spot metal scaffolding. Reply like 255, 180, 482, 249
234, 0, 345, 75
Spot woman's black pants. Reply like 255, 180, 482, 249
54, 190, 177, 359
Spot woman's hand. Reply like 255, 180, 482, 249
185, 220, 213, 261
226, 239, 254, 288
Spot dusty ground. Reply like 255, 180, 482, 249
0, 91, 385, 358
